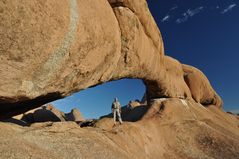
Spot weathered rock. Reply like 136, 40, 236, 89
9, 104, 87, 124
183, 64, 223, 108
0, 0, 122, 118
127, 100, 141, 109
33, 104, 66, 122
0, 0, 222, 119
1, 99, 238, 159
18, 107, 39, 123
79, 119, 97, 127
108, 0, 163, 52
65, 108, 85, 122
1, 1, 236, 158
141, 93, 147, 104
145, 56, 192, 101
12, 104, 85, 123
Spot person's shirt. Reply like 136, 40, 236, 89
112, 101, 121, 109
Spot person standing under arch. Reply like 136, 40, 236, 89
111, 97, 123, 125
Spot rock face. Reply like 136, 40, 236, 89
183, 65, 222, 108
0, 0, 222, 118
127, 100, 141, 109
1, 99, 238, 159
65, 108, 85, 122
33, 104, 66, 122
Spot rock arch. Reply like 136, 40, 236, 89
0, 0, 221, 119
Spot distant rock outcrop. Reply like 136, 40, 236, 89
11, 104, 84, 124
127, 100, 141, 109
65, 108, 85, 122
33, 104, 66, 122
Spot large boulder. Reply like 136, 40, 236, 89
183, 64, 223, 108
12, 104, 85, 123
65, 108, 85, 122
33, 104, 66, 122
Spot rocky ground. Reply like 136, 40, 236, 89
1, 99, 239, 159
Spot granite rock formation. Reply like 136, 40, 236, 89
65, 108, 85, 122
1, 99, 238, 159
1, 1, 236, 158
0, 0, 222, 118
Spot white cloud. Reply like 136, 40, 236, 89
170, 6, 178, 11
161, 15, 170, 23
187, 6, 204, 16
176, 6, 204, 24
176, 13, 189, 24
161, 5, 178, 23
221, 4, 237, 14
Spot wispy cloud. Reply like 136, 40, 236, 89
161, 15, 170, 22
221, 4, 237, 14
176, 13, 189, 24
161, 5, 178, 23
176, 6, 204, 24
170, 6, 178, 11
187, 6, 204, 16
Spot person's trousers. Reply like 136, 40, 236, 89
113, 109, 123, 124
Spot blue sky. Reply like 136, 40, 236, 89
147, 0, 239, 113
53, 79, 145, 119
53, 0, 239, 118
